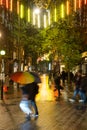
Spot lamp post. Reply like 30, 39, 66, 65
0, 50, 5, 100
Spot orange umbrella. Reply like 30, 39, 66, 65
10, 71, 35, 84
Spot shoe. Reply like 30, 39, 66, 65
26, 113, 34, 121
79, 99, 84, 103
35, 114, 39, 117
26, 115, 31, 121
69, 98, 75, 103
34, 114, 39, 119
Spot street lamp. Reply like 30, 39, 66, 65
0, 50, 6, 100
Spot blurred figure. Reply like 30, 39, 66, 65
53, 72, 63, 100
61, 70, 66, 85
19, 84, 33, 121
19, 82, 39, 120
79, 74, 87, 103
28, 82, 39, 118
69, 70, 86, 103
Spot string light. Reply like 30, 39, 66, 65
6, 0, 9, 9
79, 0, 81, 8
44, 14, 47, 28
17, 1, 20, 15
74, 0, 77, 12
10, 0, 13, 12
61, 3, 64, 18
66, 0, 69, 15
54, 6, 57, 22
20, 4, 24, 18
27, 8, 30, 22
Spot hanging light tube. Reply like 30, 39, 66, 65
20, 4, 24, 18
0, 0, 3, 5
48, 10, 50, 25
79, 0, 81, 8
17, 1, 20, 15
10, 0, 13, 12
74, 0, 77, 12
54, 6, 57, 22
33, 12, 35, 25
66, 0, 69, 15
44, 14, 47, 28
27, 8, 30, 22
61, 4, 64, 18
6, 0, 9, 9
38, 14, 40, 28
84, 0, 87, 4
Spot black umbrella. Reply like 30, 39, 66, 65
30, 71, 41, 83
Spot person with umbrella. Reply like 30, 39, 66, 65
10, 71, 35, 120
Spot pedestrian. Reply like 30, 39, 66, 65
61, 70, 66, 86
27, 82, 39, 118
19, 84, 33, 121
53, 72, 63, 100
69, 70, 86, 103
79, 74, 87, 103
3, 74, 9, 93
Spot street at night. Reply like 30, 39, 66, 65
0, 75, 87, 130
0, 0, 87, 130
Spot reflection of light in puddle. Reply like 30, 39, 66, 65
36, 74, 55, 101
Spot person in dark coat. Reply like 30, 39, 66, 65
61, 70, 66, 85
53, 72, 63, 99
69, 71, 87, 103
79, 74, 87, 102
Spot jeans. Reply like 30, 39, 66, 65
19, 100, 32, 115
73, 88, 86, 102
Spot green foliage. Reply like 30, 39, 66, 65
41, 19, 85, 70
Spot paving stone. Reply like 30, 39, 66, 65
0, 89, 87, 130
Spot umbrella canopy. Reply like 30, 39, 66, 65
10, 71, 35, 84
30, 71, 41, 83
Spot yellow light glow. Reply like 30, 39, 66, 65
35, 8, 40, 14
36, 74, 55, 101
17, 1, 20, 15
54, 7, 57, 22
27, 8, 30, 22
20, 4, 24, 18
0, 50, 6, 55
38, 14, 40, 28
66, 1, 69, 15
44, 14, 47, 28
74, 0, 77, 12
61, 4, 64, 18
10, 0, 13, 12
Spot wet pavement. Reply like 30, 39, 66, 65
0, 86, 87, 130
